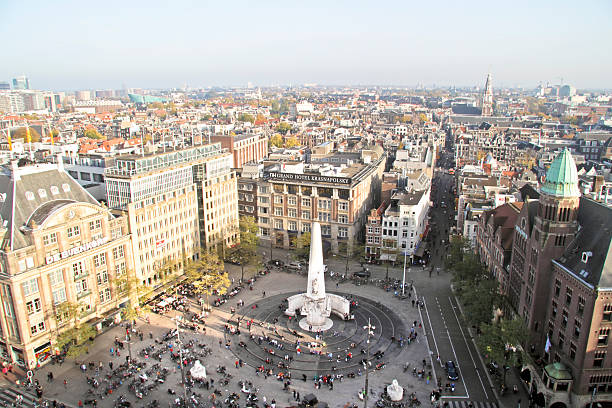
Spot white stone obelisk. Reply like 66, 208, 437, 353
306, 222, 326, 301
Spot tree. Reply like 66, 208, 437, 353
284, 136, 299, 148
338, 240, 366, 277
187, 251, 230, 310
226, 216, 260, 281
270, 134, 283, 148
380, 239, 400, 281
84, 128, 104, 139
276, 122, 292, 135
418, 113, 428, 123
11, 127, 41, 142
237, 113, 255, 123
291, 232, 311, 260
476, 318, 527, 385
54, 302, 97, 358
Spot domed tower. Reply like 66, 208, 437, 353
526, 149, 580, 335
537, 148, 580, 237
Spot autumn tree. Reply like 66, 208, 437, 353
237, 113, 255, 123
284, 136, 299, 148
338, 240, 366, 277
186, 251, 230, 310
226, 216, 260, 281
11, 127, 41, 142
276, 122, 292, 135
291, 231, 311, 260
54, 302, 97, 358
84, 128, 104, 139
270, 134, 283, 148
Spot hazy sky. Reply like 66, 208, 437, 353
2, 0, 611, 90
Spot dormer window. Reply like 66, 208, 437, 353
37, 189, 47, 198
25, 191, 35, 201
50, 186, 59, 195
62, 183, 70, 192
582, 251, 593, 264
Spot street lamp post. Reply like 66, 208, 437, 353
402, 250, 407, 296
363, 318, 375, 408
173, 318, 189, 404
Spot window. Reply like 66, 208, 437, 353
338, 227, 348, 238
302, 223, 311, 233
72, 261, 85, 278
274, 207, 283, 216
578, 296, 585, 316
561, 310, 568, 328
258, 196, 269, 204
551, 301, 558, 319
258, 217, 269, 225
338, 202, 348, 211
113, 246, 125, 259
26, 298, 42, 315
288, 221, 297, 231
49, 269, 64, 286
80, 172, 91, 181
318, 200, 331, 210
302, 211, 310, 220
115, 262, 126, 277
67, 225, 80, 238
93, 174, 104, 183
288, 208, 297, 218
93, 253, 106, 268
75, 279, 88, 294
301, 198, 311, 207
274, 219, 283, 229
554, 280, 561, 298
274, 196, 283, 204
573, 319, 581, 338
99, 287, 111, 303
569, 343, 576, 360
288, 196, 297, 206
566, 287, 573, 306
594, 351, 606, 367
338, 215, 348, 224
52, 288, 67, 304
96, 270, 109, 285
603, 305, 612, 322
43, 233, 58, 246
598, 329, 609, 346
318, 212, 331, 222
22, 278, 39, 296
258, 186, 269, 194
558, 332, 565, 350
321, 225, 331, 236
30, 321, 46, 336
89, 219, 101, 231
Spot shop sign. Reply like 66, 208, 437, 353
45, 237, 109, 265
267, 172, 351, 185
34, 342, 51, 365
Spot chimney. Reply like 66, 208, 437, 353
56, 153, 64, 172
593, 175, 604, 199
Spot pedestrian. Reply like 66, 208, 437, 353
63, 379, 67, 389
47, 372, 53, 382
262, 291, 266, 297
109, 361, 113, 370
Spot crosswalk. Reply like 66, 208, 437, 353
441, 401, 498, 408
0, 387, 40, 408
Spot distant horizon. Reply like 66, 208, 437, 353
2, 1, 611, 90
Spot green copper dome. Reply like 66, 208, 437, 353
541, 148, 580, 197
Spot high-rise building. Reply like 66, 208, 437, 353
0, 82, 10, 90
12, 76, 29, 90
481, 73, 493, 116
104, 144, 238, 287
0, 160, 133, 369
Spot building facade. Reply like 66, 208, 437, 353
0, 161, 132, 369
210, 133, 268, 169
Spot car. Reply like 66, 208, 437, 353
286, 262, 303, 270
445, 361, 459, 381
268, 259, 284, 267
353, 268, 371, 278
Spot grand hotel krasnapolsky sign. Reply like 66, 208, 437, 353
267, 172, 351, 185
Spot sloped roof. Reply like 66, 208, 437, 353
0, 164, 100, 250
555, 197, 612, 288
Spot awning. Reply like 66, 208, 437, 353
379, 254, 397, 261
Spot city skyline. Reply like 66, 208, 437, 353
1, 0, 612, 90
